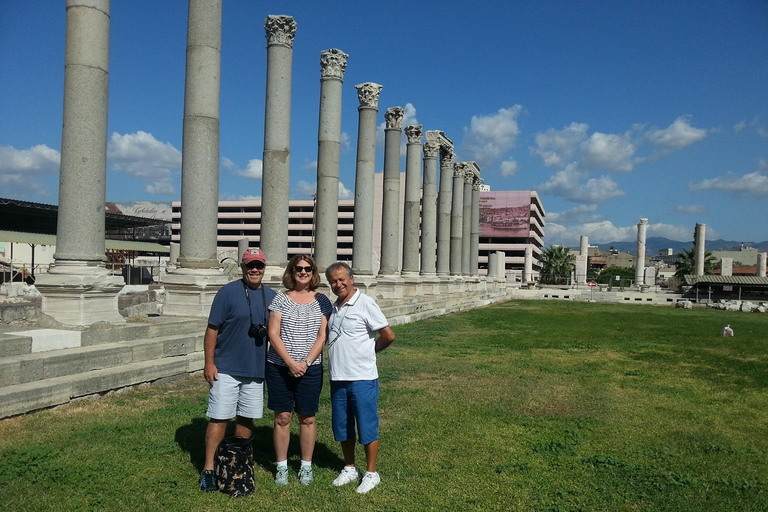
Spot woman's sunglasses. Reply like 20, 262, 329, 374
294, 265, 314, 273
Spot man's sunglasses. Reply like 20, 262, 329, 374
294, 265, 314, 273
246, 261, 265, 270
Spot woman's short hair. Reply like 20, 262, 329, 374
282, 254, 320, 290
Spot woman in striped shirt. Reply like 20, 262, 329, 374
266, 254, 333, 486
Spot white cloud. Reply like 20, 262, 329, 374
759, 158, 768, 169
646, 116, 707, 149
0, 173, 51, 198
237, 159, 263, 179
758, 127, 768, 138
544, 220, 695, 247
339, 181, 353, 200
675, 205, 707, 215
689, 171, 768, 197
531, 123, 588, 168
0, 144, 60, 173
145, 181, 175, 195
340, 132, 352, 153
220, 193, 261, 201
295, 180, 317, 198
579, 132, 636, 172
221, 157, 236, 170
461, 105, 523, 167
500, 159, 518, 177
537, 164, 625, 203
733, 121, 746, 132
546, 204, 600, 223
107, 131, 181, 180
302, 160, 318, 171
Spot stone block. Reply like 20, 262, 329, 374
0, 380, 72, 419
6, 329, 82, 353
0, 334, 32, 357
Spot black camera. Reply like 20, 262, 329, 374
249, 323, 267, 340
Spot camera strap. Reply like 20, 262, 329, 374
242, 280, 267, 326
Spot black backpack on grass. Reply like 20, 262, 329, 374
214, 436, 254, 497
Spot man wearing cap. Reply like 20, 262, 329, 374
199, 248, 277, 492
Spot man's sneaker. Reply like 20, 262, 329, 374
356, 471, 380, 494
332, 466, 360, 487
275, 466, 289, 485
298, 465, 314, 486
199, 469, 216, 492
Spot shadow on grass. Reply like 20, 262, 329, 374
175, 419, 344, 475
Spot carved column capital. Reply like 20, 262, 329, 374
423, 141, 439, 159
385, 107, 405, 130
464, 167, 475, 183
265, 15, 297, 48
472, 177, 484, 190
355, 82, 383, 108
440, 150, 454, 170
320, 48, 348, 80
405, 125, 423, 144
454, 161, 468, 179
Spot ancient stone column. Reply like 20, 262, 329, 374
314, 48, 348, 271
694, 223, 706, 276
635, 218, 648, 286
379, 107, 404, 275
351, 83, 382, 277
757, 252, 767, 277
261, 15, 297, 274
420, 141, 439, 276
436, 148, 454, 276
575, 235, 589, 285
162, 0, 227, 317
237, 238, 250, 263
450, 163, 466, 276
402, 124, 423, 276
470, 175, 482, 277
496, 251, 506, 278
461, 169, 473, 275
720, 257, 733, 277
177, 0, 222, 270
35, 0, 125, 326
523, 246, 533, 283
488, 252, 498, 278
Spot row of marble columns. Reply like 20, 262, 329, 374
41, 6, 492, 325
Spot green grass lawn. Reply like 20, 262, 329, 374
1, 300, 767, 511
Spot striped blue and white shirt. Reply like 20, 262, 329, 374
267, 292, 333, 366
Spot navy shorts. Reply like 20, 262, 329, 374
330, 379, 379, 445
265, 362, 323, 416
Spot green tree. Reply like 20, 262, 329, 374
674, 247, 715, 278
540, 245, 577, 284
597, 266, 635, 286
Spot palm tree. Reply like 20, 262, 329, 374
674, 247, 715, 278
540, 245, 577, 284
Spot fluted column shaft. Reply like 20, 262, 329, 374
635, 218, 648, 285
470, 178, 481, 276
420, 142, 438, 276
54, 0, 111, 264
436, 151, 453, 275
261, 15, 296, 267
461, 173, 472, 275
379, 107, 404, 275
695, 223, 706, 276
402, 125, 423, 275
314, 49, 348, 271
450, 164, 465, 276
351, 83, 382, 276
178, 0, 222, 268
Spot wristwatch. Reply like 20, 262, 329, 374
306, 359, 314, 366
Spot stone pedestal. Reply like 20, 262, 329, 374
402, 275, 423, 297
162, 268, 228, 317
35, 264, 125, 327
419, 275, 440, 296
375, 275, 404, 299
351, 275, 378, 297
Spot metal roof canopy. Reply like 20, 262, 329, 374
0, 230, 169, 254
0, 197, 167, 235
683, 275, 768, 287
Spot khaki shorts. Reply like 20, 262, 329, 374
206, 373, 264, 420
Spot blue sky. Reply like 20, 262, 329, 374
1, 1, 767, 247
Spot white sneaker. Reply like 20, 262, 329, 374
332, 466, 360, 487
356, 472, 380, 494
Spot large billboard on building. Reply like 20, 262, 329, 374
479, 190, 531, 238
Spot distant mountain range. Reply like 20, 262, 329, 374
585, 237, 768, 255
